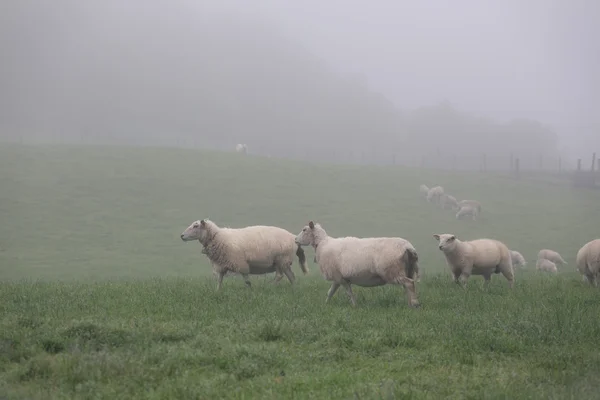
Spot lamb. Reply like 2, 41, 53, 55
235, 143, 248, 154
440, 194, 459, 210
294, 221, 420, 308
536, 258, 558, 273
433, 233, 514, 288
456, 205, 479, 220
576, 239, 600, 286
426, 186, 444, 204
457, 200, 481, 214
509, 250, 527, 268
419, 184, 430, 198
181, 219, 308, 290
537, 249, 567, 266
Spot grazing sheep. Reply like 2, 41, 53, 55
295, 221, 420, 308
510, 250, 527, 268
433, 233, 514, 288
181, 219, 308, 290
576, 239, 600, 286
440, 194, 459, 210
426, 186, 444, 204
536, 258, 558, 273
235, 143, 248, 154
457, 200, 482, 214
456, 205, 479, 220
419, 184, 430, 198
537, 249, 567, 266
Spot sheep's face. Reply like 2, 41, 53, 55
295, 221, 317, 246
180, 220, 208, 242
433, 234, 457, 252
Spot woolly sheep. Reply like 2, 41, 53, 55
235, 143, 248, 154
433, 233, 514, 288
536, 258, 558, 273
426, 186, 444, 204
419, 184, 430, 198
576, 239, 600, 286
457, 200, 481, 214
456, 205, 479, 220
440, 194, 459, 210
509, 250, 527, 268
181, 219, 308, 290
295, 221, 420, 308
537, 249, 567, 266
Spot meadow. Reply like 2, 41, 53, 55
1, 143, 600, 399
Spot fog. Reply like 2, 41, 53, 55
1, 0, 598, 169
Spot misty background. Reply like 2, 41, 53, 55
1, 0, 598, 170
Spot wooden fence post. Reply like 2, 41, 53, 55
577, 159, 582, 171
592, 153, 597, 171
515, 158, 520, 179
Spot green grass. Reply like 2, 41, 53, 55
1, 143, 600, 399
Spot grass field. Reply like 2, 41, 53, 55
1, 143, 600, 399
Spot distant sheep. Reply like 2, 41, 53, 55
181, 219, 308, 290
537, 249, 567, 266
576, 239, 600, 286
426, 186, 444, 204
457, 200, 481, 214
440, 194, 459, 210
419, 184, 430, 198
456, 205, 479, 220
433, 233, 514, 288
235, 143, 248, 154
295, 221, 420, 308
510, 250, 527, 268
536, 258, 558, 273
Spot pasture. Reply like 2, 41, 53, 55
1, 143, 600, 399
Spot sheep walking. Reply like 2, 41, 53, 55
537, 249, 567, 266
181, 219, 308, 290
235, 143, 248, 154
576, 239, 600, 286
295, 221, 420, 308
456, 205, 479, 220
433, 233, 514, 289
509, 250, 527, 268
426, 186, 444, 204
419, 184, 430, 198
440, 194, 459, 210
457, 200, 481, 214
536, 258, 558, 273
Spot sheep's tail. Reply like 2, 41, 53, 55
296, 245, 309, 274
403, 247, 419, 280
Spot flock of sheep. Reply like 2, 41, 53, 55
178, 183, 600, 308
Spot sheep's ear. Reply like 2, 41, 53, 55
200, 220, 206, 226
309, 221, 315, 229
433, 234, 440, 240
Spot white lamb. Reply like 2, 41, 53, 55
295, 221, 420, 308
440, 194, 459, 210
537, 249, 567, 266
235, 143, 248, 154
181, 219, 308, 290
576, 239, 600, 286
509, 250, 527, 268
456, 205, 479, 220
433, 233, 514, 288
457, 200, 481, 214
426, 186, 444, 204
536, 258, 558, 273
419, 184, 430, 198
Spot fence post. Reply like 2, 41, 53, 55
577, 159, 582, 171
515, 158, 520, 179
592, 153, 597, 171
510, 153, 514, 172
558, 157, 562, 173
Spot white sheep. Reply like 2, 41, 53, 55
295, 221, 420, 308
457, 200, 481, 214
235, 143, 248, 154
456, 205, 479, 220
537, 249, 567, 266
419, 184, 430, 198
509, 250, 527, 268
433, 233, 514, 288
576, 239, 600, 286
181, 219, 308, 289
426, 186, 444, 204
440, 194, 459, 210
536, 258, 558, 273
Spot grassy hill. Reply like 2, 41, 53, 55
1, 143, 599, 399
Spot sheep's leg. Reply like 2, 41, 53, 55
482, 273, 492, 289
498, 263, 515, 289
282, 266, 296, 285
458, 267, 472, 289
216, 270, 225, 291
325, 282, 340, 303
341, 282, 357, 307
273, 268, 285, 284
241, 273, 252, 288
397, 277, 420, 308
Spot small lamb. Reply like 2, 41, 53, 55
433, 233, 514, 288
456, 205, 479, 220
426, 186, 444, 204
537, 249, 567, 266
510, 250, 527, 268
536, 258, 558, 273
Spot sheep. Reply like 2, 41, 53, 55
294, 221, 420, 308
456, 205, 479, 220
576, 239, 600, 286
457, 200, 482, 214
426, 186, 444, 204
509, 250, 527, 268
419, 184, 430, 198
440, 193, 459, 210
537, 249, 567, 266
433, 233, 514, 289
181, 219, 308, 290
235, 143, 248, 154
536, 258, 558, 273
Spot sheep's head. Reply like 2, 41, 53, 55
433, 234, 458, 252
181, 219, 209, 242
295, 221, 316, 246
